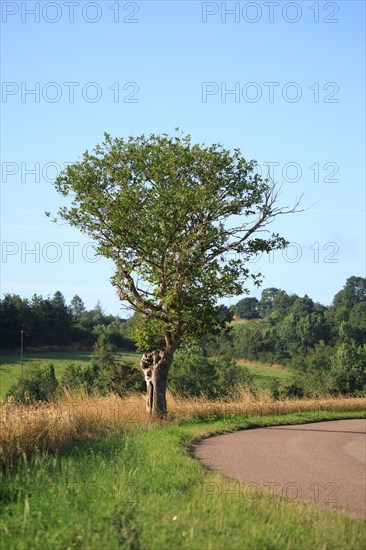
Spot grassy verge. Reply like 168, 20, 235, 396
1, 410, 365, 550
2, 392, 365, 470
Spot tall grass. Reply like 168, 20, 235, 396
1, 390, 365, 471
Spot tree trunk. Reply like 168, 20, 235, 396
140, 349, 173, 417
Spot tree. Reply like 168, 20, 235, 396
234, 297, 260, 319
258, 287, 281, 317
330, 341, 366, 394
49, 131, 300, 416
332, 276, 366, 311
70, 295, 86, 318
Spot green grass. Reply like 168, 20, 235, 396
1, 410, 365, 549
0, 352, 140, 399
238, 361, 293, 389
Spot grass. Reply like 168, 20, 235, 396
236, 359, 292, 388
1, 390, 365, 470
0, 351, 140, 399
1, 408, 365, 549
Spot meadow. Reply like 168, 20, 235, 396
0, 351, 291, 399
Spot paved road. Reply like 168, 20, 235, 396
194, 419, 366, 517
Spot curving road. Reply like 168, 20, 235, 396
193, 419, 366, 517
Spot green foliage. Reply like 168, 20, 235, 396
168, 346, 254, 399
50, 131, 294, 351
268, 378, 281, 400
0, 291, 135, 351
332, 276, 366, 310
204, 276, 366, 396
329, 342, 366, 395
98, 361, 146, 397
61, 363, 86, 390
70, 295, 85, 318
258, 287, 281, 317
349, 302, 366, 345
6, 363, 59, 403
60, 331, 144, 397
234, 297, 260, 319
61, 358, 144, 397
92, 329, 117, 366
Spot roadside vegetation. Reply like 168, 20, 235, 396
1, 408, 365, 549
1, 390, 365, 472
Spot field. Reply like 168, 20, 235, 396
1, 406, 365, 549
0, 352, 291, 399
237, 359, 292, 388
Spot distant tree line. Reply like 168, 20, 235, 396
0, 291, 135, 352
203, 276, 366, 396
2, 277, 365, 397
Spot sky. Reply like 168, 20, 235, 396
1, 0, 365, 316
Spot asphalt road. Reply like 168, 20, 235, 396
193, 419, 366, 517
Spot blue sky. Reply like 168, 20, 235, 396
1, 0, 365, 315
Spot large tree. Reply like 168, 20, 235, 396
49, 132, 300, 416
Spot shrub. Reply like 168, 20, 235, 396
7, 363, 59, 403
168, 346, 254, 400
92, 359, 145, 397
269, 378, 281, 400
61, 364, 87, 390
329, 342, 366, 394
61, 357, 144, 397
283, 382, 305, 398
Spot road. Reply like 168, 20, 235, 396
193, 419, 366, 517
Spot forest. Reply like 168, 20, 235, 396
0, 291, 134, 351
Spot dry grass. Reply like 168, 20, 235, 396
1, 391, 365, 471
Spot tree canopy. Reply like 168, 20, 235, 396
50, 133, 299, 346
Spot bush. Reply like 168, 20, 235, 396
61, 364, 87, 390
61, 356, 144, 398
289, 342, 336, 396
91, 359, 145, 397
330, 342, 366, 394
168, 346, 254, 400
7, 363, 59, 403
269, 378, 281, 400
283, 382, 305, 398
